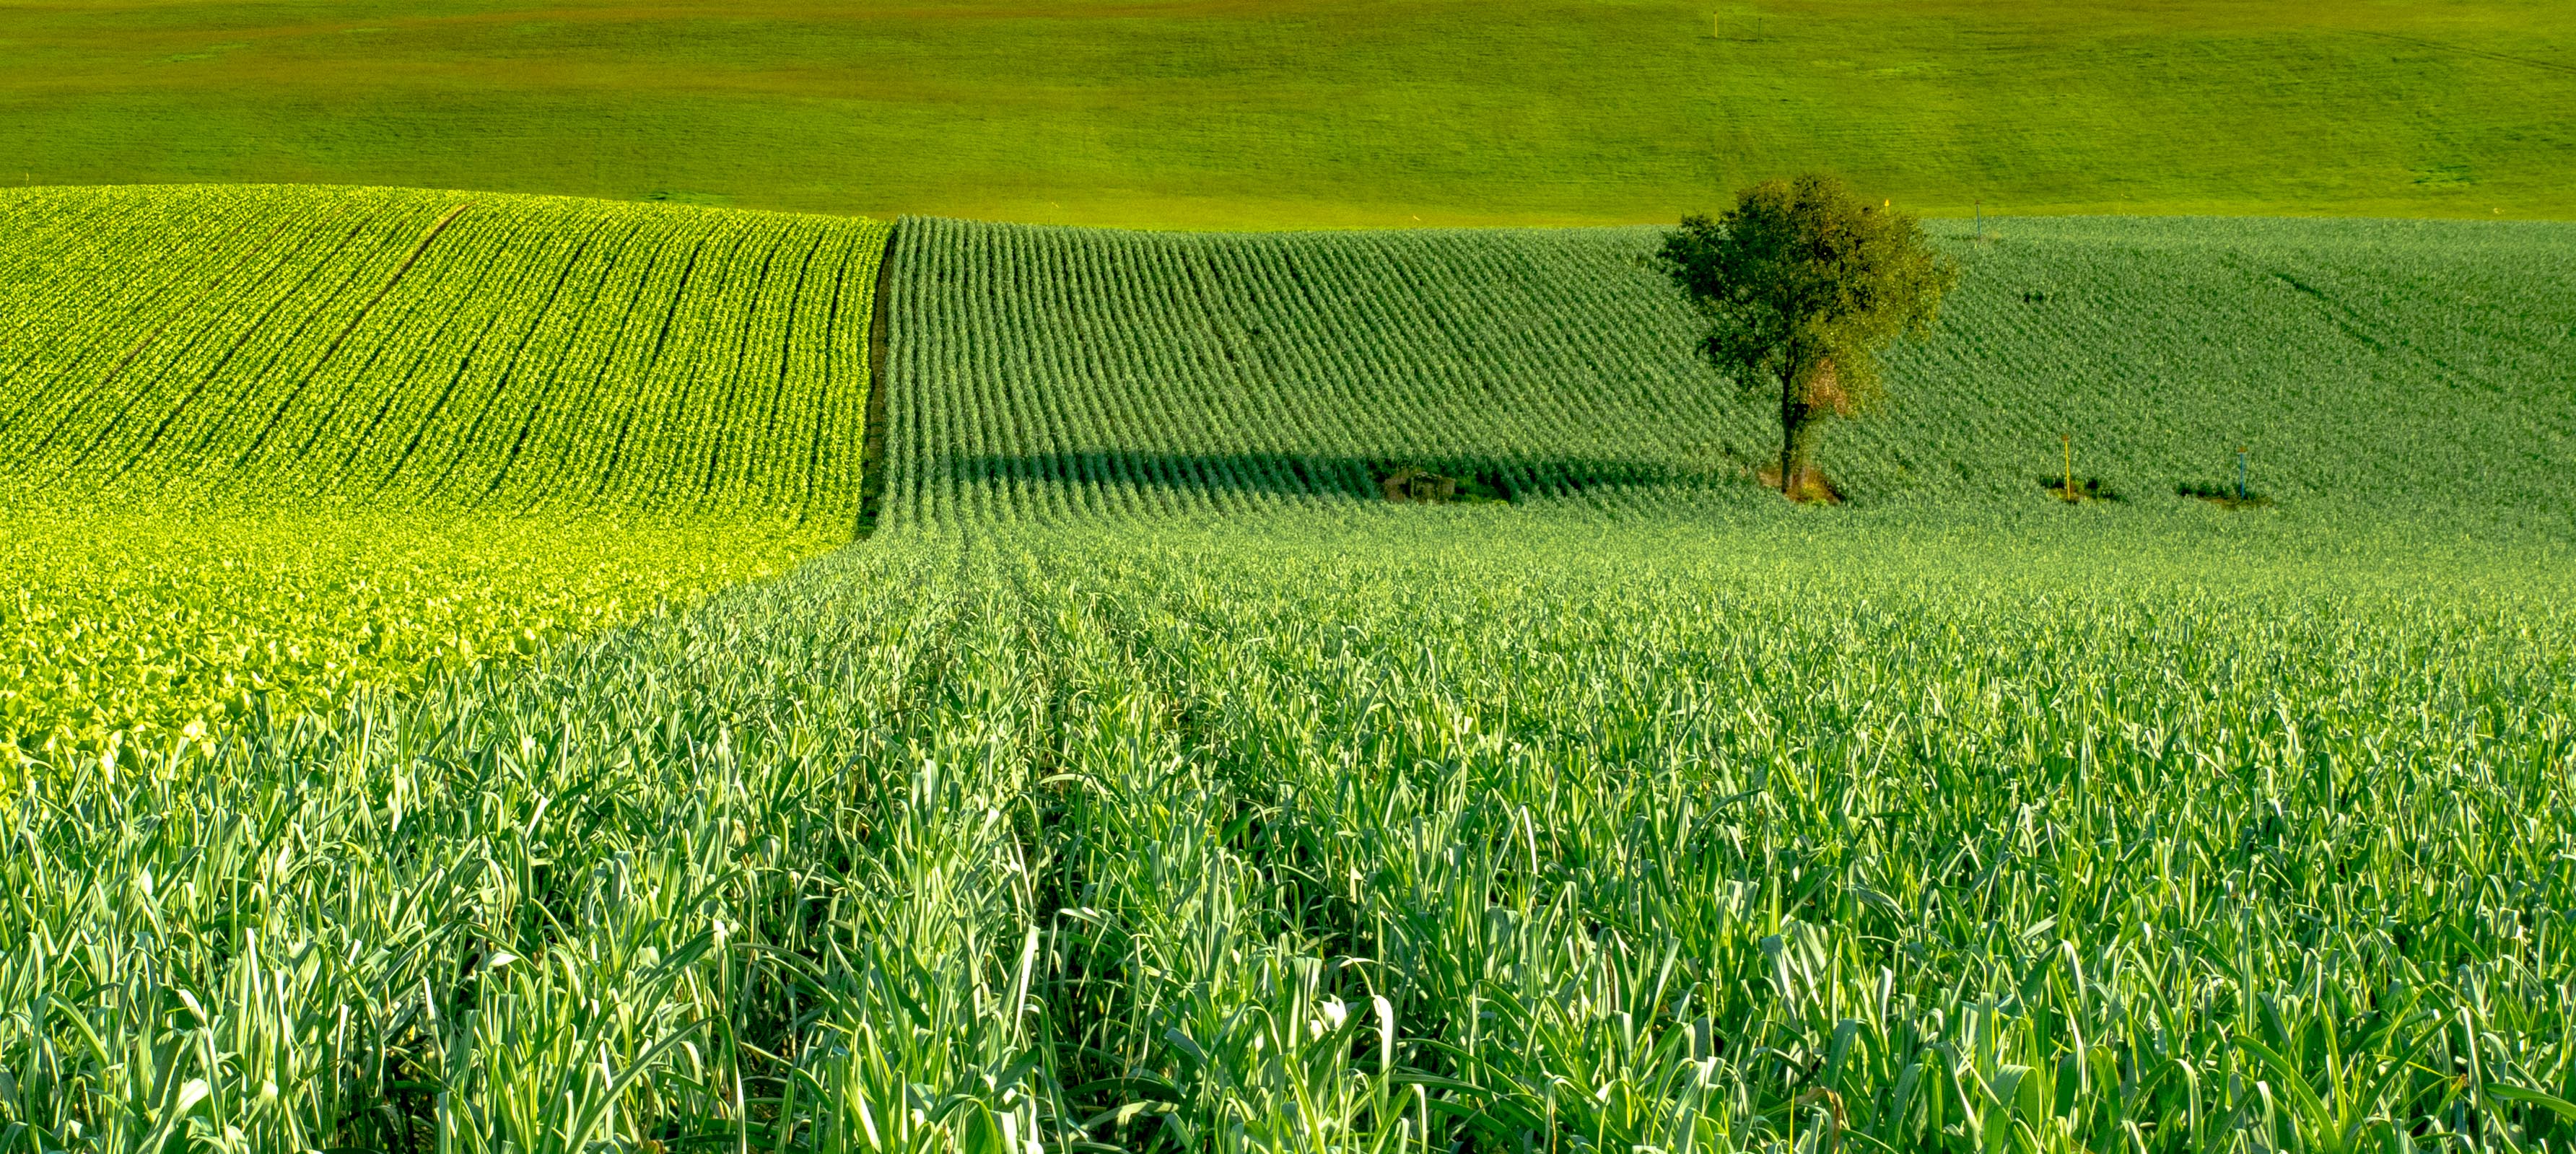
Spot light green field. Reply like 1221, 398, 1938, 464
3, 0, 2571, 226
0, 185, 884, 762
0, 508, 818, 766
0, 185, 885, 516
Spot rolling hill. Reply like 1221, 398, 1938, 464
0, 184, 886, 520
6, 185, 2575, 1149
4, 0, 2572, 226
0, 185, 886, 753
11, 185, 2570, 530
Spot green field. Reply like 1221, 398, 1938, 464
4, 0, 2574, 226
886, 214, 2576, 525
0, 185, 884, 766
0, 509, 817, 767
8, 514, 2573, 1150
0, 185, 885, 516
4, 166, 2575, 1150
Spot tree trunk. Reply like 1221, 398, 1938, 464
1778, 354, 1817, 498
1778, 399, 1802, 497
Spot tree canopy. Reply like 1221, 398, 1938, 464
1657, 174, 1957, 499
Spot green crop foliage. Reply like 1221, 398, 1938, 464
4, 512, 2570, 1150
0, 185, 886, 519
884, 215, 2576, 528
0, 186, 886, 756
0, 508, 826, 777
3, 1, 2572, 225
6, 185, 2575, 1150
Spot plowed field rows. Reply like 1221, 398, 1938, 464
6, 188, 2576, 1151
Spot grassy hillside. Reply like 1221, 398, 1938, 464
5, 0, 2572, 226
883, 214, 2576, 527
9, 185, 2570, 759
0, 185, 886, 519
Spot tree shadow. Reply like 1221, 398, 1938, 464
937, 450, 1739, 503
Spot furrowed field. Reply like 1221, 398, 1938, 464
3, 185, 2575, 1151
0, 185, 883, 515
883, 216, 2576, 525
0, 185, 886, 764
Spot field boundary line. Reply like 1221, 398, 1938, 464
806, 223, 865, 520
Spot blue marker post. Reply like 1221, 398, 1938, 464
2235, 447, 2248, 502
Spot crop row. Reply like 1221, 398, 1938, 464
5, 513, 2572, 1150
0, 185, 886, 752
881, 215, 2576, 526
0, 185, 888, 523
882, 217, 1742, 525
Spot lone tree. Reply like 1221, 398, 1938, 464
1657, 174, 1957, 500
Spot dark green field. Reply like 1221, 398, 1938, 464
5, 0, 2572, 226
884, 214, 2576, 525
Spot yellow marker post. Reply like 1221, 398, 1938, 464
2063, 433, 2075, 502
